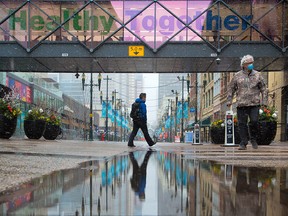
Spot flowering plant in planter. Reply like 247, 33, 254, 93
46, 114, 61, 126
210, 120, 225, 144
211, 119, 224, 128
24, 108, 47, 121
259, 106, 277, 122
0, 95, 21, 120
233, 116, 238, 125
211, 116, 240, 144
0, 89, 22, 139
212, 116, 238, 128
43, 113, 61, 140
228, 106, 277, 123
24, 107, 47, 139
232, 106, 278, 145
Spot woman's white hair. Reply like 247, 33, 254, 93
240, 54, 254, 66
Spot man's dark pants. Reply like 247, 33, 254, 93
237, 106, 259, 146
128, 120, 154, 146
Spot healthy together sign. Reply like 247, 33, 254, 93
8, 9, 251, 32
1, 0, 279, 42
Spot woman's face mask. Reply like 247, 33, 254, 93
247, 64, 254, 71
243, 63, 254, 72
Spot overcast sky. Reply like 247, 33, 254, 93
143, 74, 159, 125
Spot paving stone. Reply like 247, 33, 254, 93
1, 139, 288, 192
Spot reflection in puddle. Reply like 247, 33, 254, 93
1, 151, 288, 215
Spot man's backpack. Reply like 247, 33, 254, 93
130, 102, 140, 119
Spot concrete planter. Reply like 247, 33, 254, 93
24, 120, 46, 139
43, 123, 60, 140
210, 125, 241, 145
0, 114, 17, 139
255, 121, 277, 145
210, 126, 225, 144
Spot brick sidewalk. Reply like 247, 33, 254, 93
0, 139, 288, 192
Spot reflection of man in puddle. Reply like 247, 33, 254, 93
129, 151, 152, 201
232, 167, 276, 215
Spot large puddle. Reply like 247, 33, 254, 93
1, 150, 288, 216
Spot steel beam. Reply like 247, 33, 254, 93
0, 42, 286, 58
0, 42, 287, 73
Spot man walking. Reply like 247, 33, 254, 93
129, 151, 153, 200
128, 93, 156, 147
227, 55, 268, 150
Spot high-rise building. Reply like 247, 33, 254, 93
135, 73, 144, 100
158, 73, 186, 106
97, 73, 141, 110
49, 73, 86, 104
53, 72, 143, 130
50, 73, 142, 108
108, 73, 141, 106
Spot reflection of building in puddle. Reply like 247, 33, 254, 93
156, 152, 188, 215
199, 161, 214, 216
95, 154, 131, 215
156, 153, 288, 216
0, 166, 94, 215
206, 164, 288, 216
1, 153, 288, 215
0, 157, 132, 216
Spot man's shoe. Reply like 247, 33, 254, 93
128, 144, 136, 148
251, 141, 258, 149
238, 145, 247, 150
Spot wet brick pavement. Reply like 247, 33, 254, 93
0, 139, 288, 193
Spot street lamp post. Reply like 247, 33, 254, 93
126, 108, 130, 142
180, 76, 184, 142
112, 89, 118, 141
177, 75, 190, 143
89, 73, 93, 141
103, 76, 112, 141
162, 116, 166, 141
188, 74, 207, 125
117, 99, 124, 142
195, 80, 198, 124
82, 72, 102, 141
171, 90, 178, 142
167, 99, 173, 142
114, 98, 122, 141
123, 105, 127, 142
170, 100, 173, 142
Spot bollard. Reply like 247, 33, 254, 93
193, 124, 202, 145
221, 109, 238, 147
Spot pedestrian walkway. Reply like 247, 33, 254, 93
0, 139, 288, 192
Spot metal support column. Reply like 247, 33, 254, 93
82, 71, 101, 141
120, 102, 123, 142
181, 77, 184, 142
104, 76, 112, 141
113, 90, 118, 141
169, 100, 173, 142
172, 90, 179, 142
89, 71, 93, 141
195, 80, 198, 124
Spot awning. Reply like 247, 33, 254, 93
58, 105, 74, 113
186, 116, 211, 130
186, 121, 195, 130
201, 116, 211, 127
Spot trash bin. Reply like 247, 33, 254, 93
185, 131, 193, 143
